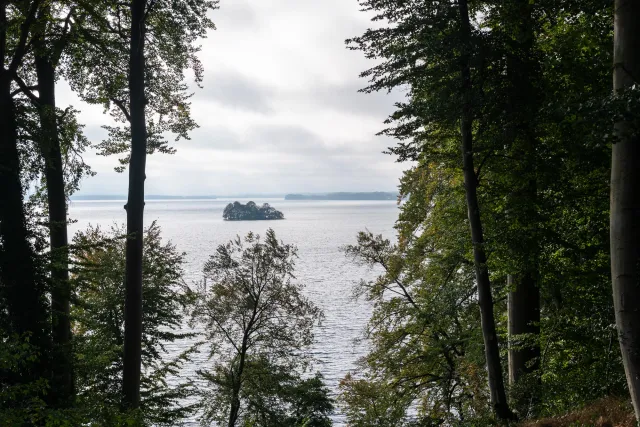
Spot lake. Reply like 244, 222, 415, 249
68, 198, 399, 425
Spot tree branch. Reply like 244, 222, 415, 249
9, 0, 41, 73
475, 150, 492, 184
111, 98, 131, 122
12, 73, 40, 105
143, 0, 158, 23
51, 6, 76, 65
10, 83, 38, 98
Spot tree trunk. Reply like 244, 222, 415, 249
0, 49, 49, 406
507, 273, 540, 385
228, 305, 259, 427
611, 0, 640, 421
228, 350, 246, 427
35, 53, 74, 408
457, 0, 512, 420
228, 389, 241, 427
122, 0, 147, 411
507, 0, 540, 398
501, 1, 541, 409
507, 187, 541, 399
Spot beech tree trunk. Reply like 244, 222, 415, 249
0, 15, 49, 401
35, 54, 74, 407
457, 0, 512, 420
507, 189, 540, 395
505, 0, 541, 402
611, 0, 640, 421
122, 0, 147, 410
508, 273, 540, 385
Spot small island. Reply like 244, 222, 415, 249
223, 201, 285, 221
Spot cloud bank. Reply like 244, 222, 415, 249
60, 0, 407, 196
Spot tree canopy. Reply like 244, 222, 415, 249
191, 229, 331, 427
223, 201, 285, 221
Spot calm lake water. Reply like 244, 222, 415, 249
68, 198, 399, 426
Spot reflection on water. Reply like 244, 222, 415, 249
69, 198, 399, 425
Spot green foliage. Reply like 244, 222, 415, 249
71, 221, 197, 426
341, 181, 493, 424
191, 229, 332, 427
0, 333, 50, 425
65, 0, 218, 171
339, 373, 411, 427
233, 361, 333, 427
343, 0, 628, 423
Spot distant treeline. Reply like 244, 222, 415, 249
71, 195, 218, 200
285, 192, 397, 201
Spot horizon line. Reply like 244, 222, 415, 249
71, 191, 399, 199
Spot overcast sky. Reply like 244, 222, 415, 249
61, 0, 407, 196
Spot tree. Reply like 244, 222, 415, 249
21, 1, 95, 407
0, 1, 52, 415
347, 0, 512, 419
34, 5, 74, 408
191, 229, 332, 427
339, 374, 409, 427
481, 0, 542, 399
341, 220, 491, 425
60, 0, 217, 409
610, 0, 640, 421
457, 0, 512, 419
72, 222, 197, 425
122, 0, 149, 411
223, 201, 285, 221
1, 1, 95, 419
347, 0, 623, 421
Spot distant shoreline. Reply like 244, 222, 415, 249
284, 192, 397, 201
71, 192, 399, 201
70, 195, 218, 201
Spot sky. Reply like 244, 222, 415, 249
61, 0, 408, 196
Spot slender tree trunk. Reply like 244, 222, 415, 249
35, 53, 74, 407
228, 388, 241, 427
228, 307, 258, 427
457, 0, 512, 420
122, 0, 147, 411
611, 0, 640, 421
228, 347, 247, 427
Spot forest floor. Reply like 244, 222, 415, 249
519, 397, 635, 427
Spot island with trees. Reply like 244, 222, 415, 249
223, 201, 285, 221
284, 192, 396, 201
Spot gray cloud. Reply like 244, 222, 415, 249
69, 0, 408, 196
216, 0, 258, 30
249, 125, 328, 154
185, 124, 383, 157
309, 81, 407, 120
197, 71, 405, 120
200, 72, 274, 113
186, 126, 241, 150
